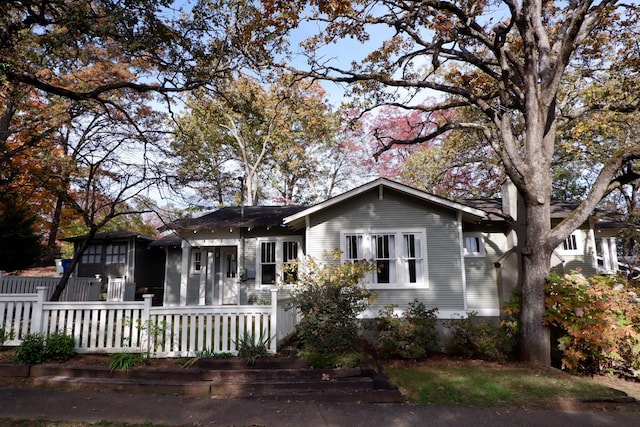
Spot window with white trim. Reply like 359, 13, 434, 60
563, 233, 578, 251
192, 249, 203, 273
340, 230, 427, 287
82, 245, 101, 264
256, 237, 302, 286
105, 243, 127, 264
557, 231, 583, 254
463, 233, 486, 257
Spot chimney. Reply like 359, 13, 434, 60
501, 179, 518, 221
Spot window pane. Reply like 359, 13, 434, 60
345, 235, 363, 260
373, 234, 395, 284
465, 236, 480, 253
261, 242, 276, 263
262, 264, 276, 284
261, 242, 276, 284
283, 241, 298, 283
563, 234, 577, 251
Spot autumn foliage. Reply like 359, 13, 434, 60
544, 272, 640, 377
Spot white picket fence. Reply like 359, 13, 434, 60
0, 287, 298, 357
0, 273, 100, 302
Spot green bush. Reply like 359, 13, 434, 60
374, 300, 439, 359
288, 252, 375, 354
444, 312, 515, 361
545, 272, 640, 376
45, 332, 76, 362
14, 333, 46, 364
235, 330, 270, 365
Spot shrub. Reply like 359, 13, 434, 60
444, 312, 515, 361
235, 330, 270, 365
374, 300, 439, 359
14, 333, 46, 364
45, 332, 76, 362
288, 252, 375, 354
544, 272, 640, 376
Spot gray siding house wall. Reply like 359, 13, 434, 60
156, 178, 622, 323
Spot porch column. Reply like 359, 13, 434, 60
198, 250, 208, 305
609, 237, 619, 272
270, 288, 278, 353
601, 237, 612, 272
179, 241, 189, 306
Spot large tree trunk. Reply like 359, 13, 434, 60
519, 202, 553, 366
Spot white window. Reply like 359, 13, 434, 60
463, 233, 486, 257
192, 249, 202, 273
563, 234, 578, 251
256, 237, 302, 286
402, 233, 423, 284
105, 243, 127, 264
372, 234, 395, 284
344, 234, 364, 262
82, 245, 101, 264
340, 230, 427, 288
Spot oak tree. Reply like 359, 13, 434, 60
260, 0, 640, 366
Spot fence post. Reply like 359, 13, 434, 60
31, 286, 47, 335
269, 288, 278, 352
142, 294, 153, 355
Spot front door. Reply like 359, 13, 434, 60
220, 247, 239, 305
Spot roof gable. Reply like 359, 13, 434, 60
284, 178, 488, 226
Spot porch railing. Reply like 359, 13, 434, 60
0, 287, 298, 357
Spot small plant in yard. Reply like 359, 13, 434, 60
181, 348, 225, 368
374, 300, 439, 360
109, 352, 143, 372
45, 331, 76, 362
0, 327, 14, 350
235, 330, 270, 365
13, 333, 46, 364
135, 318, 168, 360
213, 351, 235, 359
444, 312, 515, 362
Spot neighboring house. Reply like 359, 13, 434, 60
156, 178, 624, 321
63, 231, 166, 305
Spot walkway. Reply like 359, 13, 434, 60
1, 387, 639, 426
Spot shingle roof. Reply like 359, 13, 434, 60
62, 231, 157, 242
164, 206, 307, 231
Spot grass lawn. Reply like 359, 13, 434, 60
384, 358, 640, 410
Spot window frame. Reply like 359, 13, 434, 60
81, 244, 101, 264
340, 229, 428, 289
463, 232, 486, 257
558, 231, 581, 254
255, 236, 303, 288
105, 243, 127, 265
192, 249, 203, 273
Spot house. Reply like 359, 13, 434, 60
155, 178, 624, 320
63, 231, 166, 305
